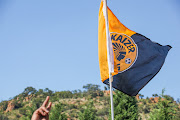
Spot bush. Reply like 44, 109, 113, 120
50, 102, 68, 120
0, 101, 8, 111
19, 107, 26, 115
110, 90, 139, 120
78, 101, 97, 120
55, 91, 73, 99
68, 104, 77, 109
149, 89, 177, 120
97, 108, 109, 116
0, 112, 9, 120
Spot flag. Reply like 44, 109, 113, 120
98, 1, 171, 96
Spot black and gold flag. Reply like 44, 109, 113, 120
98, 1, 171, 96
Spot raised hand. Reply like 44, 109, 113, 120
31, 96, 52, 120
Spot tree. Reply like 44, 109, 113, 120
19, 102, 37, 119
149, 89, 177, 120
78, 101, 96, 120
50, 102, 67, 120
72, 89, 83, 98
36, 89, 44, 96
83, 84, 103, 98
44, 88, 54, 96
110, 90, 139, 120
163, 95, 174, 102
22, 87, 37, 96
149, 99, 177, 120
83, 84, 100, 92
0, 112, 9, 120
152, 94, 159, 97
0, 101, 8, 111
138, 99, 151, 114
139, 94, 144, 99
55, 91, 73, 99
104, 86, 108, 90
33, 98, 44, 108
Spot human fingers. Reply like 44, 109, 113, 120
41, 107, 49, 114
38, 108, 47, 116
47, 102, 52, 111
42, 96, 50, 107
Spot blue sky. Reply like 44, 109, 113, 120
0, 0, 179, 101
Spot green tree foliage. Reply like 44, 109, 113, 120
174, 108, 180, 120
97, 107, 109, 117
83, 84, 104, 98
152, 94, 159, 97
110, 90, 139, 120
149, 100, 177, 120
104, 86, 108, 90
139, 94, 144, 99
50, 102, 68, 120
22, 87, 37, 97
0, 101, 8, 111
13, 100, 23, 109
36, 89, 44, 96
78, 101, 97, 120
72, 89, 83, 98
163, 95, 174, 102
19, 103, 37, 119
55, 91, 73, 99
149, 89, 177, 120
33, 98, 44, 108
44, 88, 54, 96
83, 84, 100, 92
138, 99, 151, 114
0, 112, 9, 120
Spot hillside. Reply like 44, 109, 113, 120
0, 84, 180, 120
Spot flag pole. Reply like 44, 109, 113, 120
103, 0, 114, 120
109, 73, 114, 120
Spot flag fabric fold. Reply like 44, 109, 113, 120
98, 1, 171, 96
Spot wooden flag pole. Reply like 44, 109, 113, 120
103, 0, 114, 120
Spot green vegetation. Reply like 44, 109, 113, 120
50, 103, 68, 120
78, 101, 96, 120
0, 84, 179, 120
111, 90, 139, 120
0, 112, 9, 120
149, 89, 179, 120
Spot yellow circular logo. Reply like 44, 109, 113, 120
111, 32, 138, 73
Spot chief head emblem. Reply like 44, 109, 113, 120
111, 33, 138, 73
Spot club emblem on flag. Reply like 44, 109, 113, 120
111, 32, 138, 73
